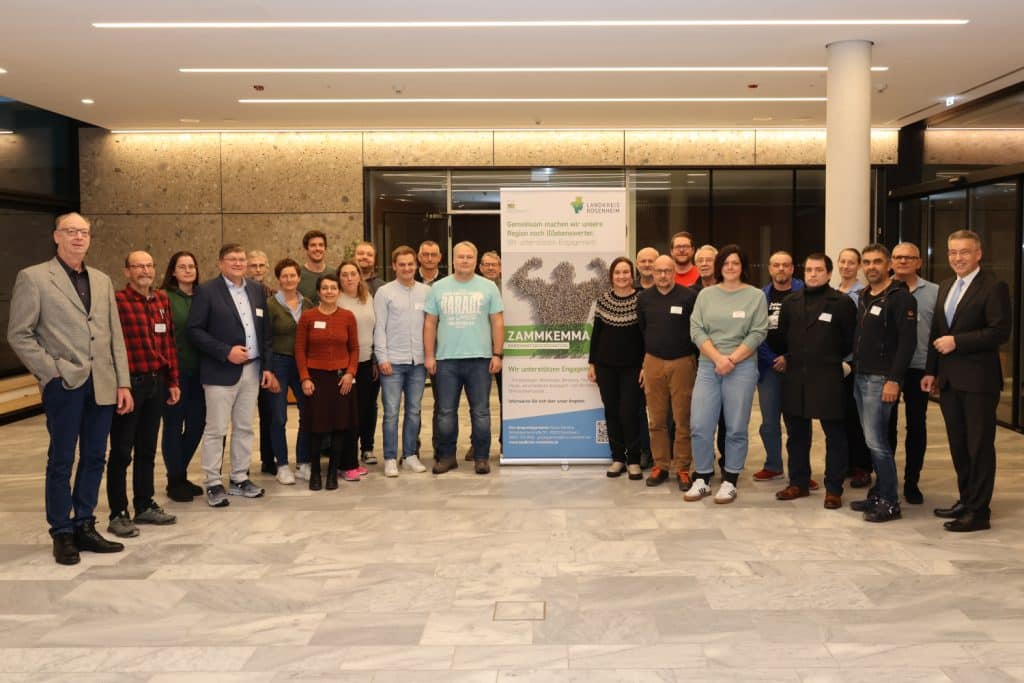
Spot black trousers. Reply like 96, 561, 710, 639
887, 367, 929, 488
783, 413, 848, 494
355, 360, 380, 454
107, 372, 164, 515
258, 387, 274, 468
843, 372, 870, 473
313, 429, 358, 472
594, 364, 644, 464
939, 388, 998, 518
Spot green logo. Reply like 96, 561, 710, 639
570, 196, 584, 214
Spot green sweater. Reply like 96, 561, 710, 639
166, 287, 199, 372
690, 284, 769, 356
267, 293, 313, 356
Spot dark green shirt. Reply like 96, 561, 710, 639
267, 292, 313, 356
165, 287, 199, 372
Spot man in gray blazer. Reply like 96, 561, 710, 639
7, 212, 134, 565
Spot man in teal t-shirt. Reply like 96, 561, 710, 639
424, 241, 504, 475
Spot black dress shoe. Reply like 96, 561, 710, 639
184, 479, 204, 496
73, 521, 125, 553
166, 480, 194, 503
944, 514, 991, 532
934, 501, 967, 519
52, 533, 80, 565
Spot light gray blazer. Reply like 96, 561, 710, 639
7, 257, 130, 405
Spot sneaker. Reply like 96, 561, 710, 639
134, 503, 177, 525
361, 450, 378, 466
403, 455, 427, 473
276, 464, 296, 485
752, 469, 784, 481
676, 470, 692, 492
295, 463, 311, 481
356, 465, 369, 477
863, 500, 902, 523
432, 457, 458, 474
384, 459, 399, 477
606, 461, 626, 478
850, 495, 881, 512
627, 464, 643, 480
646, 466, 669, 487
683, 479, 713, 502
228, 479, 265, 498
342, 469, 361, 482
714, 481, 738, 505
475, 459, 491, 475
206, 484, 230, 508
107, 511, 140, 538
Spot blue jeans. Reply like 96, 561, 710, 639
854, 373, 899, 504
161, 369, 206, 481
435, 358, 492, 461
757, 368, 784, 472
380, 363, 427, 460
41, 377, 114, 537
691, 358, 759, 475
269, 353, 311, 466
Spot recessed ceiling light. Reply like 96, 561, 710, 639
81, 98, 95, 104
945, 96, 957, 106
239, 96, 827, 104
181, 66, 889, 73
93, 19, 969, 29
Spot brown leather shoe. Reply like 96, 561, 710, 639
823, 493, 842, 510
775, 485, 810, 501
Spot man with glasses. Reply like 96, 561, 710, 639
8, 213, 133, 564
888, 243, 939, 505
670, 231, 699, 288
105, 251, 181, 538
415, 240, 446, 285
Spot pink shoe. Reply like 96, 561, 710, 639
342, 469, 361, 482
356, 465, 369, 476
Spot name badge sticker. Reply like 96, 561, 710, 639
313, 320, 327, 330
154, 323, 168, 333
870, 305, 882, 316
732, 310, 746, 319
670, 305, 683, 315
255, 307, 264, 318
818, 313, 833, 323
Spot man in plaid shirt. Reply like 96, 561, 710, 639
105, 251, 182, 538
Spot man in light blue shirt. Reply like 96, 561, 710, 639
888, 242, 940, 505
424, 241, 504, 475
374, 246, 431, 477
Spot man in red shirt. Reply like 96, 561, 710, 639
105, 251, 181, 538
670, 231, 700, 288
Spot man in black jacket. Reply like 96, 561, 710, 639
849, 244, 918, 523
922, 230, 1010, 532
775, 254, 856, 509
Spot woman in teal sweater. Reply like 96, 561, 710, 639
685, 244, 768, 505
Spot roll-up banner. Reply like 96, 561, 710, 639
499, 188, 627, 465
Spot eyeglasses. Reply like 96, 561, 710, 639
892, 255, 919, 261
653, 268, 675, 275
671, 244, 692, 251
58, 228, 91, 237
128, 263, 155, 270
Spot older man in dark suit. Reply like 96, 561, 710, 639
7, 212, 133, 564
922, 229, 1011, 532
188, 243, 278, 508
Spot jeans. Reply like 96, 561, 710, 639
161, 369, 206, 482
356, 359, 380, 454
691, 357, 759, 475
854, 373, 899, 504
887, 367, 929, 488
257, 387, 274, 469
757, 368, 784, 472
41, 377, 114, 537
844, 373, 871, 474
784, 414, 848, 494
380, 363, 427, 460
594, 363, 644, 464
107, 372, 164, 515
269, 353, 310, 467
435, 358, 493, 461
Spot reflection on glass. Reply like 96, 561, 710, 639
712, 170, 793, 286
924, 190, 967, 283
368, 172, 447, 281
451, 169, 625, 211
630, 170, 709, 258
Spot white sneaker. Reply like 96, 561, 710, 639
276, 464, 296, 485
403, 454, 427, 473
295, 463, 311, 481
714, 481, 738, 505
683, 479, 713, 502
384, 459, 399, 477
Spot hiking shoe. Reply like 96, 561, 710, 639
683, 479, 713, 502
206, 485, 230, 508
714, 481, 738, 504
646, 466, 669, 487
752, 469, 784, 481
228, 479, 265, 498
134, 503, 176, 525
107, 511, 139, 538
384, 459, 399, 477
432, 457, 458, 474
403, 455, 427, 473
677, 470, 693, 492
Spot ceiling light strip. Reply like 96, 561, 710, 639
239, 97, 827, 104
93, 19, 969, 29
110, 127, 900, 134
181, 66, 889, 73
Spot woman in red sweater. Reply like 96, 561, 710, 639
295, 273, 360, 490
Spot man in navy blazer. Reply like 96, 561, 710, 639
922, 229, 1011, 532
188, 243, 278, 507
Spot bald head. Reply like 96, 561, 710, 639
635, 247, 658, 279
653, 255, 675, 292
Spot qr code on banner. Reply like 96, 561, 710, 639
595, 420, 608, 444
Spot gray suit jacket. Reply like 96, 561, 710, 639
7, 257, 130, 405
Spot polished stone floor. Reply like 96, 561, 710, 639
1, 389, 1023, 682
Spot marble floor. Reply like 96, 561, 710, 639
1, 389, 1023, 682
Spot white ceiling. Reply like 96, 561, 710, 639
0, 0, 1022, 131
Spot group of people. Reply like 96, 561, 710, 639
7, 213, 506, 565
589, 230, 1009, 533
6, 213, 1010, 567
